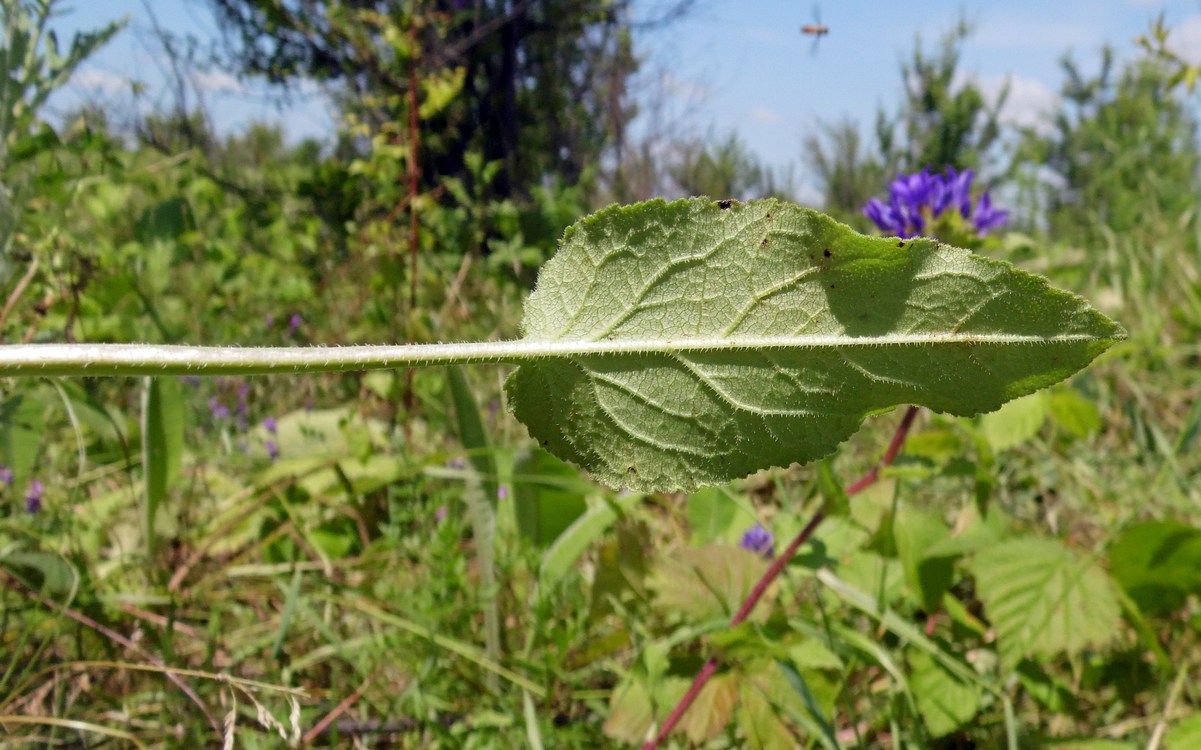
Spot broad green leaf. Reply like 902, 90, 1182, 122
0, 390, 46, 492
538, 492, 641, 585
970, 537, 1120, 668
978, 390, 1051, 451
893, 507, 957, 612
908, 648, 980, 738
676, 672, 738, 744
738, 678, 797, 750
1165, 713, 1201, 749
686, 486, 743, 544
602, 678, 657, 745
142, 376, 183, 556
1049, 387, 1102, 437
512, 448, 588, 548
1109, 520, 1201, 616
650, 544, 772, 623
0, 550, 78, 597
508, 198, 1124, 492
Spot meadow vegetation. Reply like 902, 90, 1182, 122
1, 2, 1200, 747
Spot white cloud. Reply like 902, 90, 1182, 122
973, 13, 1102, 51
977, 74, 1060, 132
189, 70, 243, 95
72, 68, 132, 94
1166, 14, 1201, 65
659, 72, 711, 102
749, 106, 783, 125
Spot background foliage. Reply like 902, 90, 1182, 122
1, 1, 1199, 747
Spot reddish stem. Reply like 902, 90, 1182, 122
642, 405, 921, 750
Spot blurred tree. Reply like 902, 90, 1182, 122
204, 0, 655, 203
893, 20, 1007, 173
667, 132, 788, 200
1017, 47, 1200, 242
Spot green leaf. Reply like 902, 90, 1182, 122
0, 391, 44, 492
508, 198, 1124, 492
676, 672, 738, 744
978, 390, 1051, 451
0, 550, 78, 597
969, 537, 1120, 668
512, 448, 588, 548
738, 678, 797, 750
1049, 387, 1102, 437
539, 493, 641, 585
686, 486, 745, 544
1165, 713, 1201, 749
908, 648, 981, 738
893, 507, 957, 612
135, 197, 196, 243
650, 544, 771, 623
1109, 520, 1201, 616
142, 376, 183, 556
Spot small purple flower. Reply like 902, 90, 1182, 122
863, 166, 1008, 239
740, 523, 775, 559
497, 484, 509, 500
0, 465, 13, 486
263, 416, 278, 434
436, 505, 448, 523
25, 480, 44, 514
971, 191, 1009, 234
179, 375, 202, 386
266, 440, 279, 461
209, 397, 231, 419
288, 314, 303, 335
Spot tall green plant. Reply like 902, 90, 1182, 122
0, 0, 120, 279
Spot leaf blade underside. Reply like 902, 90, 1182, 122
508, 198, 1124, 492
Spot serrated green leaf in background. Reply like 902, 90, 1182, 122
970, 537, 1120, 668
893, 506, 957, 612
507, 198, 1124, 492
1049, 387, 1102, 437
1165, 713, 1201, 749
650, 544, 771, 623
908, 648, 980, 738
978, 390, 1051, 451
1109, 520, 1201, 616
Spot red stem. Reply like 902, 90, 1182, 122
642, 405, 921, 749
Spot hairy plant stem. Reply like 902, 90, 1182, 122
642, 405, 921, 750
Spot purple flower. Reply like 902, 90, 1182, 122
436, 505, 448, 523
25, 480, 44, 514
740, 523, 775, 559
209, 397, 231, 419
263, 416, 278, 434
266, 440, 279, 461
288, 314, 303, 335
863, 167, 1008, 239
0, 465, 13, 486
497, 485, 509, 500
179, 375, 202, 386
972, 191, 1009, 234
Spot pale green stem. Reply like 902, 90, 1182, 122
0, 332, 1092, 378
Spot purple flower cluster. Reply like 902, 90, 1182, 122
739, 524, 775, 559
863, 167, 1008, 239
25, 480, 44, 514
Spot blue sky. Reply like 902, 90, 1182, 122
47, 1, 1201, 201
